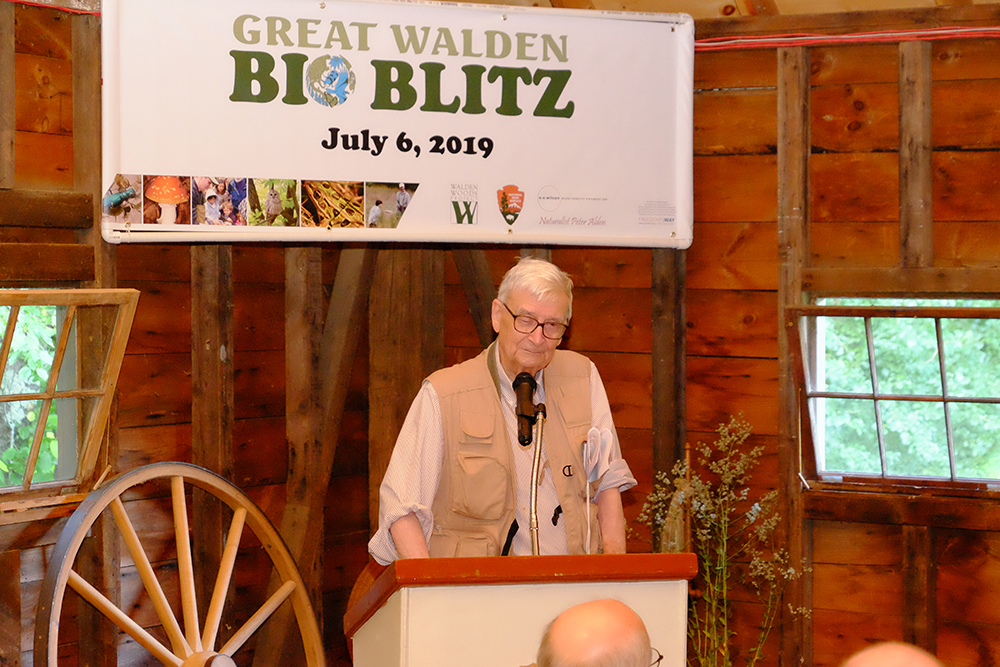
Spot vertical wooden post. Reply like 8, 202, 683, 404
72, 13, 120, 667
190, 245, 235, 624
777, 45, 813, 667
903, 524, 937, 653
651, 248, 686, 550
368, 246, 444, 534
0, 550, 20, 667
899, 40, 934, 269
0, 2, 13, 190
451, 248, 497, 348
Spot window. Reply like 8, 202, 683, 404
0, 290, 138, 505
790, 299, 1000, 487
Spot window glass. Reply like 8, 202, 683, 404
819, 317, 871, 394
951, 402, 1000, 479
813, 397, 880, 474
871, 317, 941, 396
942, 318, 1000, 399
880, 400, 948, 478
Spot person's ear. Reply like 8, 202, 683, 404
491, 299, 503, 334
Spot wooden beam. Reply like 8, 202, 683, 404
804, 489, 1000, 532
899, 40, 933, 268
0, 243, 94, 282
0, 2, 13, 190
802, 267, 1000, 295
190, 245, 235, 626
0, 190, 94, 228
902, 524, 936, 653
777, 45, 812, 667
451, 247, 497, 348
697, 4, 1000, 40
651, 249, 686, 548
369, 247, 444, 534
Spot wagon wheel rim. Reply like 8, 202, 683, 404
34, 462, 325, 667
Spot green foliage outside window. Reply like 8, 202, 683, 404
818, 298, 1000, 480
0, 305, 62, 487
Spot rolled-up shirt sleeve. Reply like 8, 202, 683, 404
367, 380, 445, 565
588, 363, 637, 498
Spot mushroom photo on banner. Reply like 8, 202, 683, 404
144, 176, 190, 224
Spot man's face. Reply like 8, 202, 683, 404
491, 287, 569, 378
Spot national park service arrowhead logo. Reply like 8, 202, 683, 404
497, 185, 524, 226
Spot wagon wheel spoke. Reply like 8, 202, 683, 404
219, 580, 297, 656
202, 506, 247, 651
171, 475, 204, 653
67, 570, 183, 667
110, 497, 192, 657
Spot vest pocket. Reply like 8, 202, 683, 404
429, 530, 494, 558
454, 452, 509, 520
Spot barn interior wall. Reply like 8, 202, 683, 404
5, 2, 1000, 666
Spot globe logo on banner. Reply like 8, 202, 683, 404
497, 185, 524, 225
307, 55, 356, 107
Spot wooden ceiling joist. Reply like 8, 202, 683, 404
0, 190, 94, 229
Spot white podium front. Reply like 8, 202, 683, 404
344, 553, 697, 667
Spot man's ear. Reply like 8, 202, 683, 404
491, 299, 503, 334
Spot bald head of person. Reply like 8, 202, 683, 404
841, 642, 943, 667
536, 599, 652, 667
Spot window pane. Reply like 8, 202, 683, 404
871, 318, 942, 396
818, 317, 872, 393
0, 305, 58, 396
942, 318, 1000, 399
816, 397, 881, 474
0, 399, 44, 488
881, 400, 949, 477
951, 403, 1000, 479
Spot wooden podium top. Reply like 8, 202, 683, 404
344, 552, 698, 640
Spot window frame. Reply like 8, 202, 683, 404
0, 289, 138, 509
789, 303, 1000, 496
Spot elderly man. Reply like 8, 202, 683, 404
536, 599, 654, 667
841, 642, 943, 667
368, 257, 635, 562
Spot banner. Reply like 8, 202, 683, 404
101, 0, 694, 248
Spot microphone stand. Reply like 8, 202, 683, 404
528, 402, 547, 556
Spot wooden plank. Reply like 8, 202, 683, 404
234, 282, 285, 352
117, 244, 190, 282
450, 247, 496, 347
936, 221, 1000, 267
694, 155, 777, 222
686, 288, 778, 358
14, 4, 72, 59
190, 245, 235, 625
932, 39, 1000, 82
686, 222, 778, 291
898, 40, 934, 269
777, 44, 811, 667
810, 221, 899, 268
650, 250, 685, 550
14, 52, 73, 135
562, 287, 652, 354
803, 266, 1000, 295
938, 620, 1000, 667
0, 189, 93, 227
584, 351, 652, 431
813, 562, 904, 615
694, 88, 777, 156
687, 356, 779, 435
117, 280, 192, 354
813, 521, 902, 565
0, 243, 93, 282
369, 247, 443, 533
811, 82, 898, 153
933, 151, 1000, 221
13, 129, 72, 189
902, 524, 936, 652
694, 49, 776, 90
934, 80, 1000, 149
811, 608, 904, 667
810, 44, 900, 85
812, 153, 898, 222
805, 489, 1000, 532
0, 550, 19, 667
937, 528, 1000, 625
0, 2, 13, 189
550, 247, 652, 289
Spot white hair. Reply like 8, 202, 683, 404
497, 257, 573, 320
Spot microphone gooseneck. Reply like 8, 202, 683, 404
513, 372, 537, 446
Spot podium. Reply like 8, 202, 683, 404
344, 553, 697, 667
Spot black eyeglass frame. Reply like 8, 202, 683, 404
500, 301, 568, 340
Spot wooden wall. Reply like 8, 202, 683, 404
6, 1, 1000, 667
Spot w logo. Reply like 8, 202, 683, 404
451, 201, 478, 225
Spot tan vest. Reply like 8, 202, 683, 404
427, 344, 600, 557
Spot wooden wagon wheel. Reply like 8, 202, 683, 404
34, 462, 325, 667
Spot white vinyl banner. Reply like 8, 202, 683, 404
101, 0, 694, 247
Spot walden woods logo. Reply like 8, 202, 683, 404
307, 55, 356, 106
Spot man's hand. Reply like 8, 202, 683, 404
596, 488, 626, 554
389, 512, 431, 559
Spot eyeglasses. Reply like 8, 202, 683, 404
500, 301, 568, 340
650, 647, 663, 666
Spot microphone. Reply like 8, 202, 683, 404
512, 372, 537, 447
